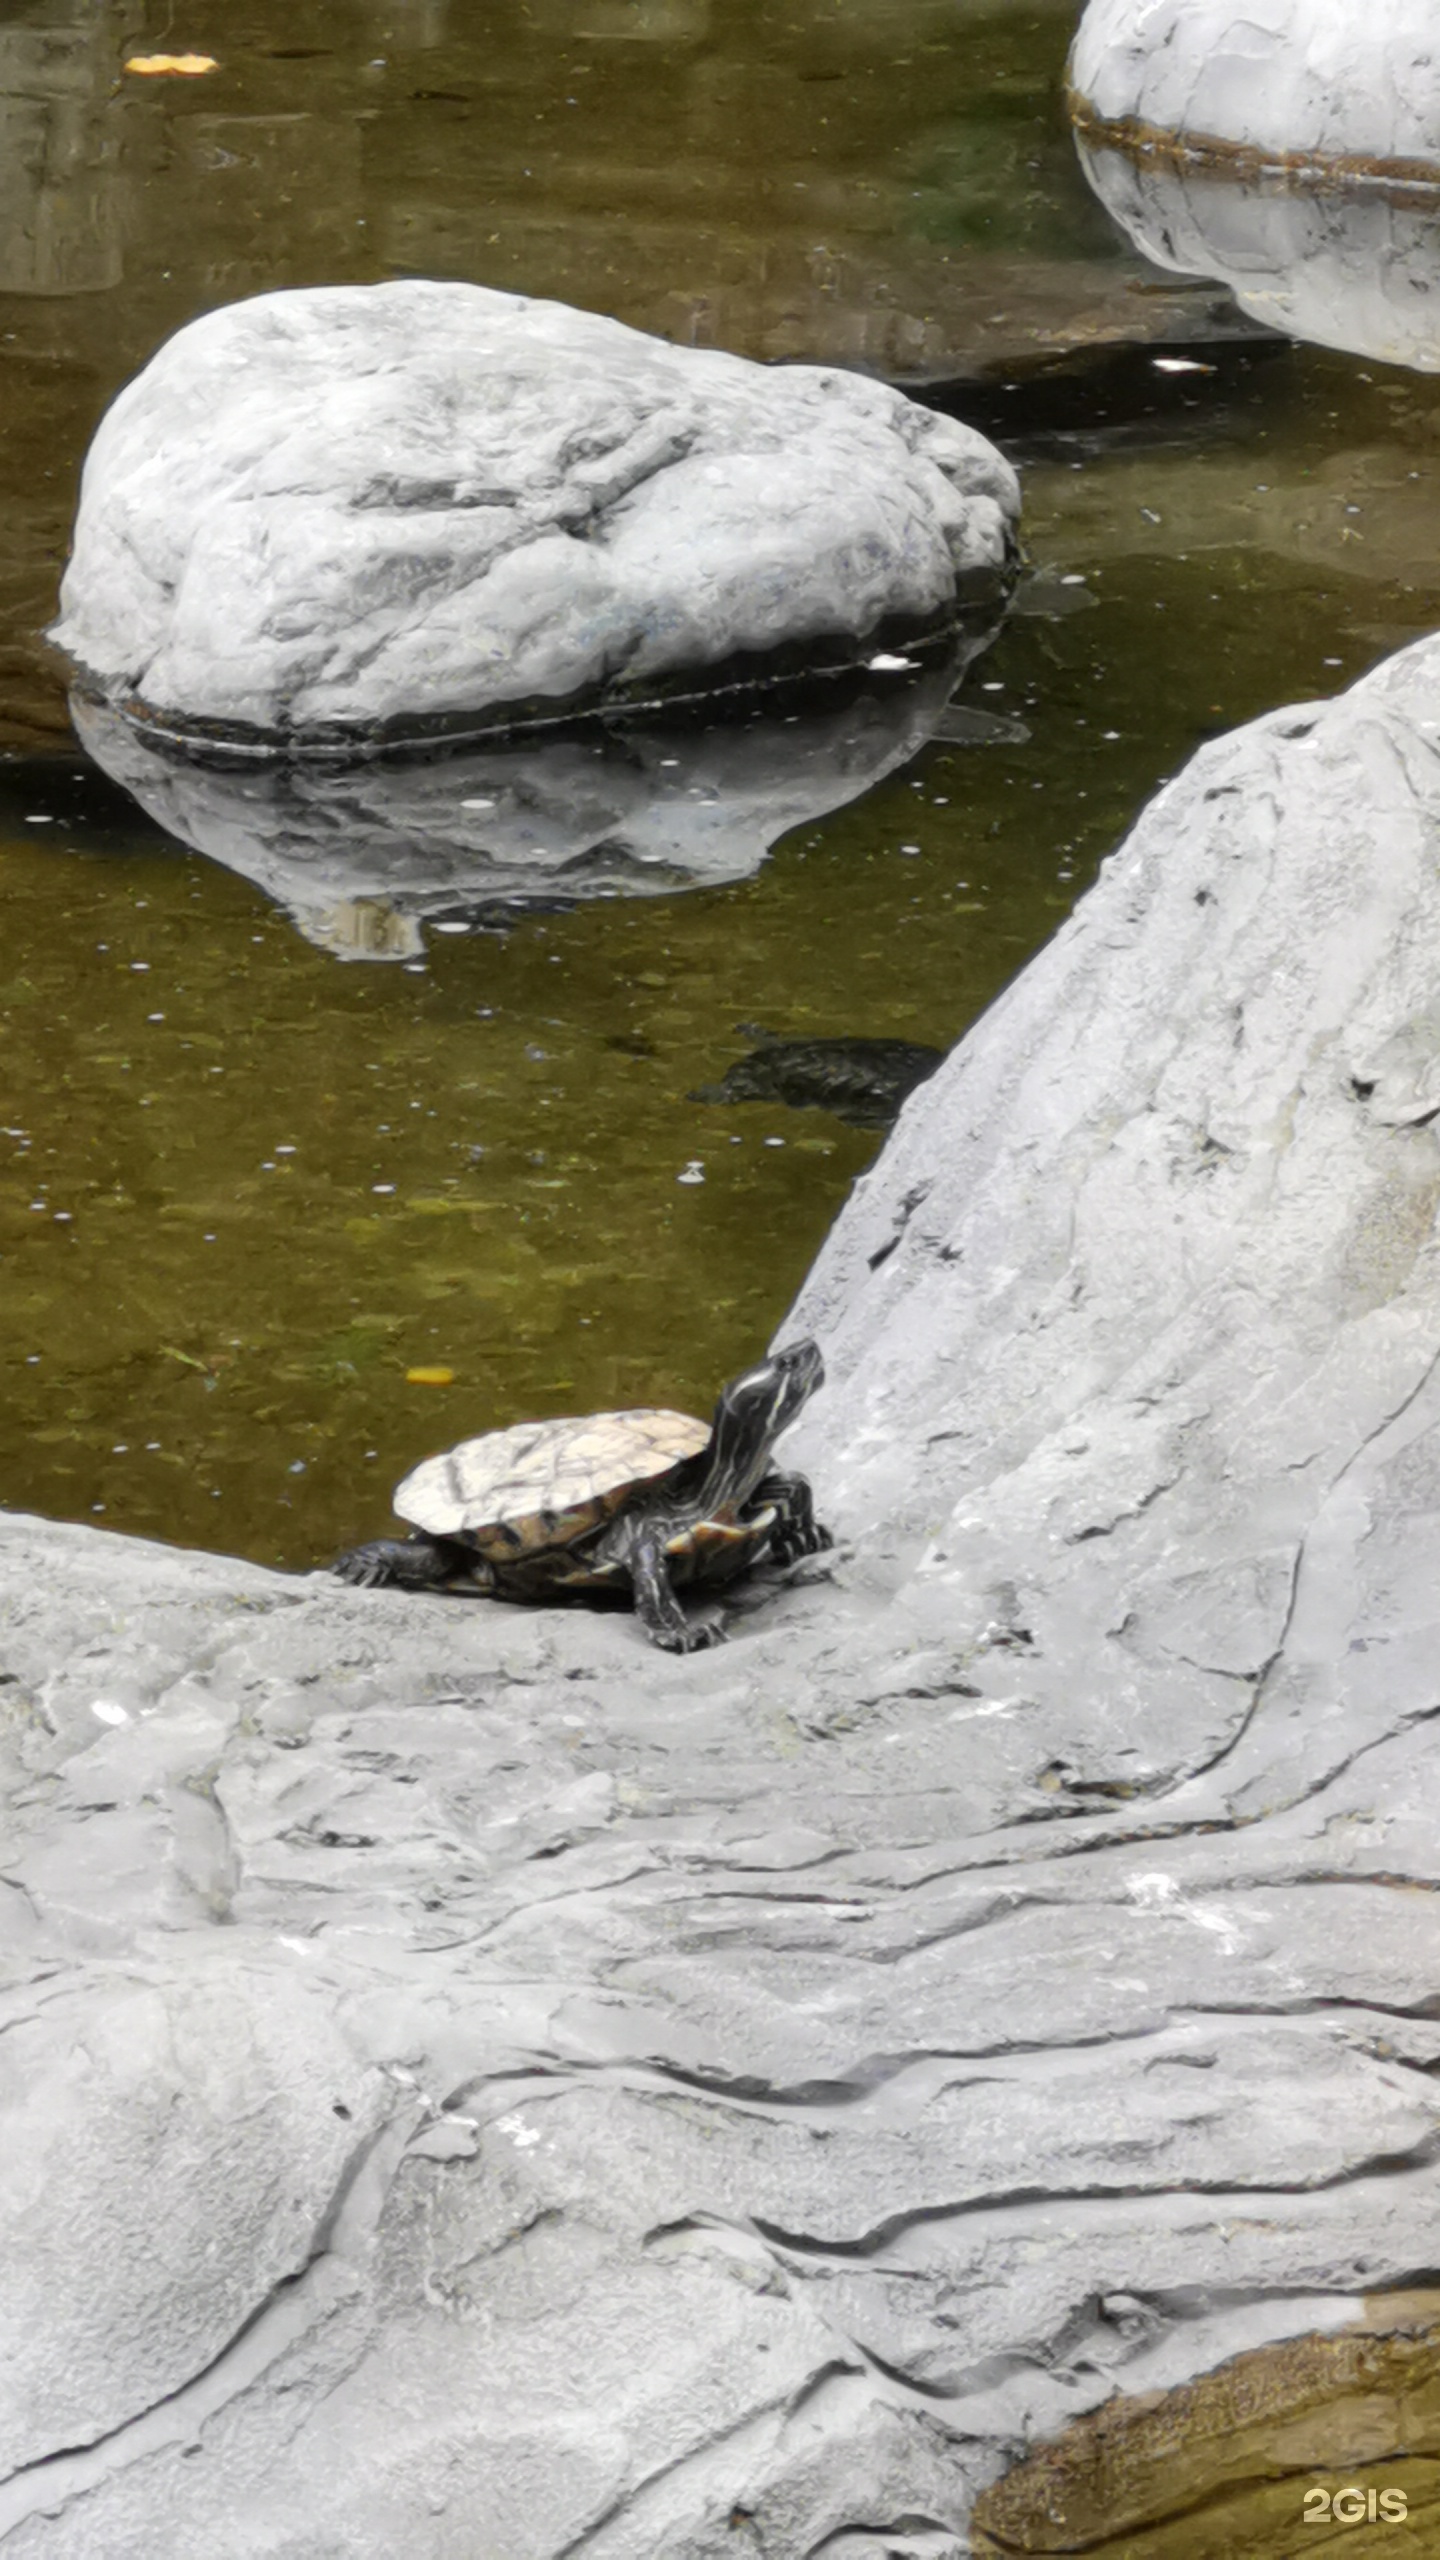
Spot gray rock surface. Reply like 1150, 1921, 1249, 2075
49, 281, 1019, 750
9, 638, 1440, 2549
70, 633, 991, 961
1078, 143, 1440, 372
1069, 0, 1440, 173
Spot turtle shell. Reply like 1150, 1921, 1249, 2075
394, 1406, 710, 1559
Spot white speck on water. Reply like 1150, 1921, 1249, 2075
763, 1136, 785, 1148
867, 652, 916, 671
275, 1143, 297, 1155
460, 797, 496, 810
677, 1161, 705, 1185
373, 1183, 396, 1195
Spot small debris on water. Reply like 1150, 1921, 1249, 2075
676, 1161, 705, 1185
406, 1366, 455, 1385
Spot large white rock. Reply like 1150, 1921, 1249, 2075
50, 281, 1019, 750
8, 643, 1440, 2550
1069, 0, 1440, 175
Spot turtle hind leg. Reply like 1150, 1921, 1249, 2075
752, 1470, 833, 1567
623, 1525, 726, 1654
332, 1534, 465, 1591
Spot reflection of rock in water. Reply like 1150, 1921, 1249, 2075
1078, 144, 1440, 372
690, 1029, 945, 1129
71, 638, 992, 959
0, 8, 125, 295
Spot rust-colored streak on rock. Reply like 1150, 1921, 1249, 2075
1065, 85, 1440, 202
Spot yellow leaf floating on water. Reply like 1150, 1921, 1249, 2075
123, 53, 218, 75
405, 1366, 455, 1387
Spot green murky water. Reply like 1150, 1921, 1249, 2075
4, 0, 1440, 1567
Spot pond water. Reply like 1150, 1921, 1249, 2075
4, 0, 1440, 1569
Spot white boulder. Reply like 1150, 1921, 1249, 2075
50, 281, 1019, 750
1069, 0, 1440, 175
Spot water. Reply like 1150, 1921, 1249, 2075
4, 0, 1440, 1567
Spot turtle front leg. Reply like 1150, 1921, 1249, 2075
624, 1525, 725, 1653
751, 1469, 833, 1566
332, 1534, 467, 1591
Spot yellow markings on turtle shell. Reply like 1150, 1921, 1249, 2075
673, 1505, 777, 1557
405, 1366, 455, 1386
124, 52, 218, 74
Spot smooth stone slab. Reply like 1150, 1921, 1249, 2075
70, 633, 987, 960
1069, 0, 1440, 176
8, 639, 1440, 2549
49, 281, 1020, 752
1077, 145, 1440, 370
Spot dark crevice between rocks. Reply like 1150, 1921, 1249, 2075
746, 2138, 1440, 2270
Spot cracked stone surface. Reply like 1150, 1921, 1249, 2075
7, 639, 1440, 2550
1068, 0, 1440, 172
48, 281, 1020, 751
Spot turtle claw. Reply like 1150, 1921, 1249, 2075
333, 1548, 387, 1588
649, 1615, 727, 1654
767, 1519, 835, 1569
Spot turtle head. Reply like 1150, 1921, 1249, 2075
704, 1337, 824, 1508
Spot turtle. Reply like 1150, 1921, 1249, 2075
689, 1027, 944, 1131
332, 1336, 831, 1652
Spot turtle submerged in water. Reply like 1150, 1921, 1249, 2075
332, 1337, 831, 1652
690, 1028, 943, 1131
